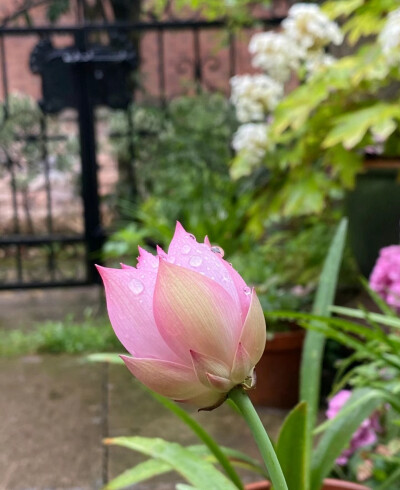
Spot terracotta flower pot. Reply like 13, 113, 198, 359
245, 478, 369, 490
249, 329, 305, 408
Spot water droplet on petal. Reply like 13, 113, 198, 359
129, 279, 144, 295
188, 234, 196, 240
211, 246, 225, 257
168, 256, 175, 264
243, 286, 251, 296
189, 256, 202, 267
182, 245, 191, 255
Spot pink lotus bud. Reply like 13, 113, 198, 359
97, 222, 266, 409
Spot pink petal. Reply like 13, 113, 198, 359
237, 289, 266, 366
156, 245, 168, 259
178, 389, 226, 408
153, 260, 242, 366
137, 246, 159, 271
206, 373, 233, 393
166, 222, 241, 311
120, 263, 135, 269
230, 342, 253, 385
121, 355, 206, 400
96, 265, 180, 362
221, 261, 252, 322
190, 350, 230, 388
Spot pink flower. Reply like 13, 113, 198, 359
97, 223, 266, 409
327, 390, 380, 465
370, 245, 400, 312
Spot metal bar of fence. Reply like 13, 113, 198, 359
157, 27, 166, 105
0, 235, 85, 245
0, 17, 283, 35
0, 279, 93, 290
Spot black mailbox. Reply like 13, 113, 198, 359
30, 38, 137, 114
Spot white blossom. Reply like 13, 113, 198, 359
379, 8, 400, 66
232, 123, 269, 168
282, 3, 343, 52
305, 52, 336, 77
230, 74, 283, 123
249, 31, 304, 82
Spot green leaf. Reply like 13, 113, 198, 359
276, 402, 308, 490
311, 389, 383, 490
330, 306, 400, 330
105, 436, 238, 490
105, 459, 171, 489
86, 352, 124, 364
300, 218, 348, 489
322, 0, 363, 19
148, 391, 244, 489
323, 104, 400, 149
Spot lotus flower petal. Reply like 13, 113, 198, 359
97, 265, 179, 362
121, 355, 206, 400
190, 350, 231, 388
237, 289, 266, 366
221, 261, 252, 322
154, 260, 241, 365
98, 224, 267, 409
206, 373, 233, 393
167, 222, 241, 311
230, 342, 254, 385
178, 389, 226, 408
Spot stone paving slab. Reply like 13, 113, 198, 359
107, 364, 288, 489
1, 355, 288, 490
0, 287, 103, 330
0, 356, 104, 490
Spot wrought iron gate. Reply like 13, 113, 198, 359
0, 13, 281, 289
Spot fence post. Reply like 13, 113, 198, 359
74, 29, 104, 284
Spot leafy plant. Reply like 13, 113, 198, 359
229, 1, 400, 222
0, 310, 121, 357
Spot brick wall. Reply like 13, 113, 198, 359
0, 0, 291, 102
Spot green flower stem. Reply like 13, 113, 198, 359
229, 387, 288, 490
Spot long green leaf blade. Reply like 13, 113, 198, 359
149, 391, 244, 489
106, 436, 237, 490
276, 402, 308, 490
105, 459, 171, 489
330, 306, 400, 329
300, 218, 348, 490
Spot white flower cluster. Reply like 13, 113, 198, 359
229, 3, 343, 172
305, 52, 336, 78
230, 74, 283, 123
249, 32, 303, 83
379, 8, 400, 66
282, 3, 343, 51
232, 123, 269, 168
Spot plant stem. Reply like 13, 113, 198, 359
228, 387, 288, 490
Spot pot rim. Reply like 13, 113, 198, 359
245, 478, 369, 490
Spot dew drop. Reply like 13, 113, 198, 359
188, 234, 196, 240
189, 256, 202, 267
168, 256, 175, 264
211, 246, 225, 258
243, 286, 251, 296
182, 244, 191, 255
129, 279, 144, 295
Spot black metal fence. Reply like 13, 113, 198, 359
0, 15, 281, 290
